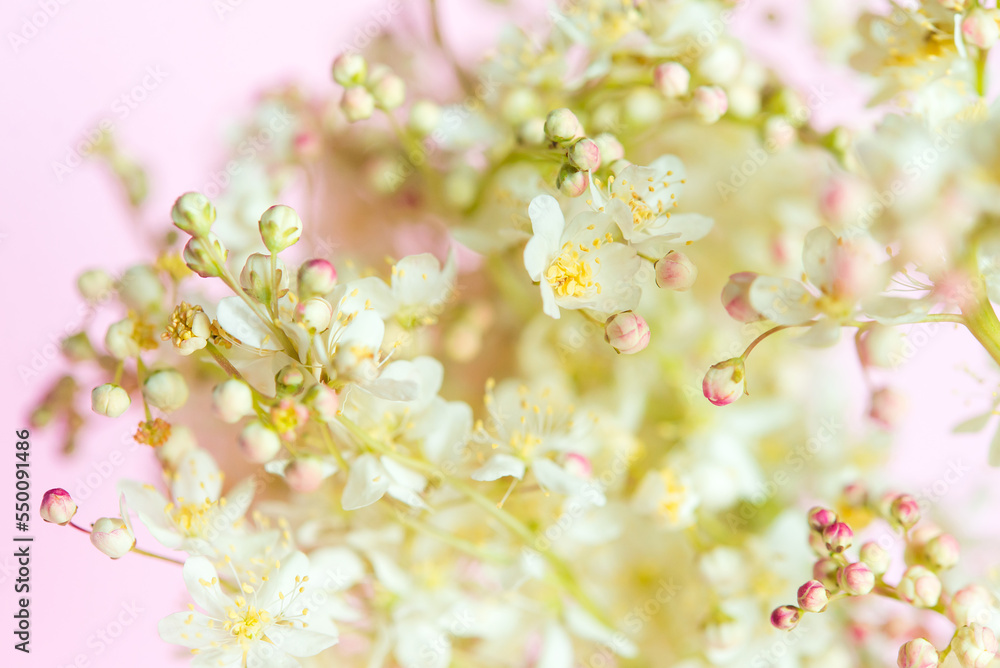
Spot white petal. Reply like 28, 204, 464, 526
158, 611, 232, 649
216, 296, 280, 351
528, 195, 566, 241
342, 454, 390, 510
795, 319, 842, 348
182, 557, 232, 618
172, 449, 223, 504
748, 276, 819, 325
394, 620, 451, 668
531, 458, 605, 506
802, 226, 839, 295
540, 280, 561, 319
537, 622, 574, 668
245, 645, 300, 668
381, 456, 427, 492
471, 453, 526, 481
565, 605, 637, 658
308, 546, 367, 591
118, 480, 181, 548
265, 625, 339, 658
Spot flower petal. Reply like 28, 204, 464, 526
471, 453, 526, 481
748, 276, 819, 325
342, 454, 390, 510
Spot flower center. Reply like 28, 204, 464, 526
545, 242, 600, 298
168, 499, 216, 537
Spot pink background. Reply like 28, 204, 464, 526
1, 1, 998, 666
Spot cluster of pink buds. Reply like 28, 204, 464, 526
771, 486, 1000, 668
770, 505, 875, 631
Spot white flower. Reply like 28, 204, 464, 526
471, 379, 605, 506
120, 449, 255, 556
524, 195, 641, 319
158, 552, 338, 666
589, 156, 714, 257
341, 453, 428, 511
632, 467, 698, 529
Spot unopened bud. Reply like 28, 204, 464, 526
332, 52, 367, 86
592, 133, 624, 163
654, 252, 697, 290
142, 369, 189, 413
770, 605, 801, 631
721, 272, 762, 322
304, 384, 339, 422
823, 521, 853, 554
889, 493, 921, 530
962, 10, 1000, 50
183, 234, 227, 278
797, 580, 829, 612
813, 558, 840, 588
860, 541, 890, 576
870, 387, 907, 429
341, 86, 375, 122
275, 365, 306, 395
258, 205, 302, 254
948, 585, 997, 627
295, 298, 334, 333
838, 562, 875, 595
285, 458, 329, 493
239, 421, 282, 463
951, 623, 998, 668
371, 71, 406, 110
557, 164, 589, 197
692, 85, 728, 124
568, 138, 601, 172
212, 379, 254, 424
91, 383, 131, 418
857, 324, 904, 368
40, 488, 77, 525
240, 253, 289, 304
653, 62, 690, 98
898, 565, 942, 608
897, 638, 940, 668
544, 108, 583, 144
119, 266, 164, 314
702, 358, 745, 406
605, 311, 650, 355
170, 192, 216, 237
808, 507, 838, 532
90, 510, 135, 560
105, 319, 139, 360
297, 259, 338, 300
408, 100, 441, 136
77, 269, 115, 302
924, 533, 960, 571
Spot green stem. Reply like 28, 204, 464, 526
962, 297, 1000, 368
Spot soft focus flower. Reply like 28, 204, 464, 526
653, 62, 690, 98
158, 553, 338, 665
654, 252, 697, 290
897, 638, 939, 668
91, 383, 131, 418
860, 541, 890, 575
898, 566, 942, 608
692, 85, 728, 123
90, 496, 135, 559
212, 379, 254, 424
142, 369, 190, 413
721, 272, 762, 322
951, 624, 998, 668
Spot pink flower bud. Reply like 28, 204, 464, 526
807, 506, 838, 532
857, 324, 903, 369
808, 531, 829, 556
869, 387, 907, 429
239, 421, 282, 463
842, 482, 868, 507
556, 164, 590, 197
564, 453, 592, 479
962, 10, 1000, 50
721, 272, 762, 323
304, 384, 340, 422
297, 259, 338, 300
896, 638, 939, 668
898, 566, 942, 608
40, 488, 77, 526
568, 138, 601, 172
924, 533, 959, 571
951, 623, 998, 668
653, 62, 690, 98
860, 541, 890, 576
838, 562, 875, 596
605, 311, 650, 355
654, 252, 698, 291
90, 517, 135, 559
890, 493, 921, 530
692, 85, 728, 124
544, 108, 583, 144
702, 358, 746, 406
341, 86, 375, 122
823, 521, 854, 554
284, 458, 328, 494
770, 605, 801, 631
948, 585, 997, 627
797, 580, 829, 612
813, 558, 840, 588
